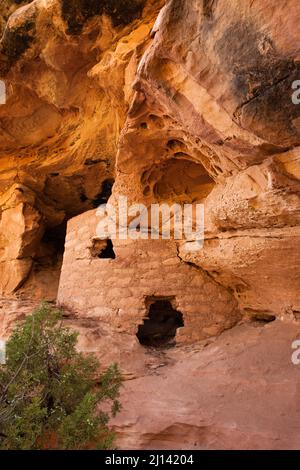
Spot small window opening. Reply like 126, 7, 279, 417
90, 238, 116, 259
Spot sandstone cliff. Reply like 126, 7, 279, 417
0, 0, 300, 450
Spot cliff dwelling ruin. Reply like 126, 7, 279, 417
1, 0, 300, 451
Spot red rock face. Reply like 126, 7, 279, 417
0, 0, 300, 450
112, 321, 300, 450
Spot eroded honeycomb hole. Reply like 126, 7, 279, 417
141, 158, 215, 204
250, 314, 276, 324
137, 298, 184, 348
245, 309, 276, 325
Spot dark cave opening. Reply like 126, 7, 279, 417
137, 299, 184, 348
92, 179, 114, 208
20, 221, 68, 300
39, 221, 67, 260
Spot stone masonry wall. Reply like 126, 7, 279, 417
58, 209, 240, 344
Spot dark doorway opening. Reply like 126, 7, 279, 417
137, 298, 184, 348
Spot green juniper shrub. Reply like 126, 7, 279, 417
0, 303, 122, 450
